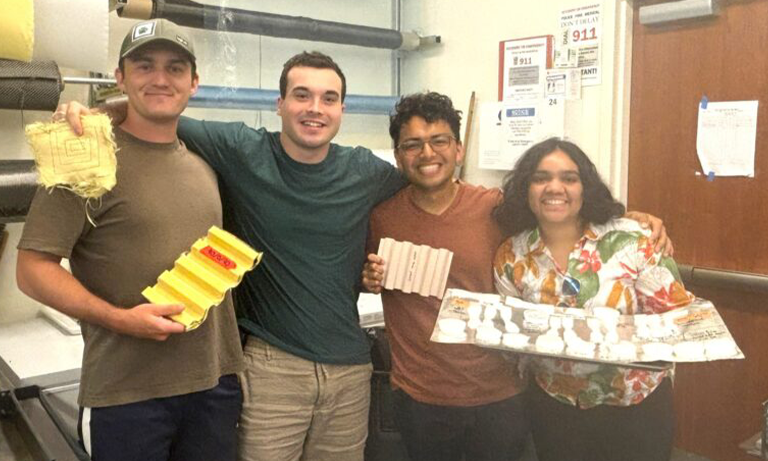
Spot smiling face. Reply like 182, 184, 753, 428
395, 116, 464, 194
528, 149, 584, 228
277, 66, 345, 163
116, 44, 198, 125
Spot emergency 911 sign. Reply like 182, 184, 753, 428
557, 3, 602, 86
498, 35, 553, 102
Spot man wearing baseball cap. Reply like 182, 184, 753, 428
17, 19, 243, 461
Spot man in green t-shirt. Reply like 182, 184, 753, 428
363, 92, 530, 461
179, 51, 405, 461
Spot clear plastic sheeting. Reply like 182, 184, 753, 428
33, 0, 110, 72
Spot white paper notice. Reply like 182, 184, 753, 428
501, 102, 540, 169
501, 36, 551, 101
696, 100, 758, 177
557, 3, 602, 86
478, 98, 565, 171
546, 69, 581, 100
478, 102, 504, 170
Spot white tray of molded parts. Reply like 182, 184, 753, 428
430, 289, 744, 371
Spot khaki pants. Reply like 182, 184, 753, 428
238, 336, 372, 461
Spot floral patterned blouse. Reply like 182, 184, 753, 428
493, 218, 694, 409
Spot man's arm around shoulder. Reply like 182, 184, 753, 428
178, 116, 255, 172
364, 149, 407, 204
16, 249, 185, 341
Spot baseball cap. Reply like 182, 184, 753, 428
120, 19, 195, 62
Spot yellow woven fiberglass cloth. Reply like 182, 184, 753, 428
25, 113, 117, 199
0, 0, 34, 61
143, 226, 263, 331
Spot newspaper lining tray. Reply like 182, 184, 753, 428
431, 289, 744, 371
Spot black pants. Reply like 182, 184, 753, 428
529, 378, 674, 461
393, 389, 529, 461
78, 374, 242, 461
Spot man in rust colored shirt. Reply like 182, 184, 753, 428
364, 92, 528, 461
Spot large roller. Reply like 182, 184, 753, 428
0, 160, 37, 223
0, 59, 62, 111
117, 0, 440, 51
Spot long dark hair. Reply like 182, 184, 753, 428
493, 137, 625, 236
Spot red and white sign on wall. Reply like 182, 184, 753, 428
497, 35, 553, 102
557, 3, 603, 86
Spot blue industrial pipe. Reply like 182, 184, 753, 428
190, 86, 398, 115
0, 88, 398, 221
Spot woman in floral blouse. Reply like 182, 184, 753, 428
493, 138, 693, 461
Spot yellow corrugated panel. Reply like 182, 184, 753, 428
142, 226, 263, 331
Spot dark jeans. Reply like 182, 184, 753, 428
529, 377, 674, 461
78, 374, 242, 461
393, 389, 529, 461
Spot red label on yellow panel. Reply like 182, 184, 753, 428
201, 246, 237, 270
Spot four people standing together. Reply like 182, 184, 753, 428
20, 17, 682, 461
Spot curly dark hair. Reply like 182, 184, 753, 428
279, 51, 347, 101
389, 92, 462, 145
493, 137, 625, 236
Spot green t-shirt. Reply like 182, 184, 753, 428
178, 118, 406, 364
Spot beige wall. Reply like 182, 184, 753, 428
399, 0, 634, 200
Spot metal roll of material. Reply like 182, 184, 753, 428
0, 59, 62, 111
120, 0, 418, 51
0, 160, 38, 223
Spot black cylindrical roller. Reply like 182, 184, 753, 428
0, 160, 38, 223
0, 59, 62, 111
152, 0, 405, 50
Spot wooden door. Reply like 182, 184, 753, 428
629, 1, 768, 460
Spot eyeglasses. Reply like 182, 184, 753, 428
397, 134, 456, 157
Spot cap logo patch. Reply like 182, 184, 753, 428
175, 35, 189, 47
132, 22, 156, 41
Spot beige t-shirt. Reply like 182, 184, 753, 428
19, 128, 244, 407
